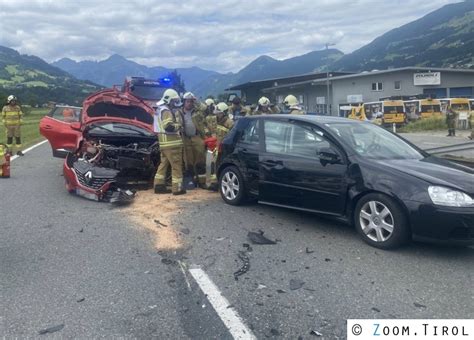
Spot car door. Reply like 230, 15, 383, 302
259, 119, 348, 215
235, 118, 261, 195
39, 106, 82, 158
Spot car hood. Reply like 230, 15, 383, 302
375, 157, 474, 194
82, 89, 155, 131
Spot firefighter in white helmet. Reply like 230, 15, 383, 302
153, 89, 186, 195
252, 96, 280, 115
283, 95, 306, 115
179, 91, 208, 187
2, 95, 24, 156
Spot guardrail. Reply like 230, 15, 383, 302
425, 141, 474, 168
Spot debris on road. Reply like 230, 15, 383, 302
78, 228, 84, 233
372, 307, 381, 312
306, 247, 315, 254
154, 219, 168, 227
38, 324, 64, 335
243, 243, 253, 251
310, 329, 323, 337
414, 302, 427, 308
324, 258, 331, 262
277, 289, 287, 294
161, 258, 176, 265
289, 279, 305, 290
234, 251, 250, 280
257, 284, 267, 289
247, 231, 276, 245
270, 328, 281, 336
76, 297, 85, 303
215, 237, 226, 241
180, 228, 190, 235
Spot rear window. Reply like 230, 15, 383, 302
131, 85, 166, 101
87, 102, 153, 125
384, 106, 404, 114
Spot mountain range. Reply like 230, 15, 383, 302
1, 1, 473, 104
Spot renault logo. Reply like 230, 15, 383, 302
84, 171, 93, 183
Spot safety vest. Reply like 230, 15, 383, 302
155, 105, 183, 150
2, 105, 22, 126
289, 107, 306, 115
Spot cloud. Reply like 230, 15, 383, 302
0, 0, 460, 72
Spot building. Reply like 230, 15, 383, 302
229, 67, 474, 116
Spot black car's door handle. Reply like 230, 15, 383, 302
261, 160, 283, 168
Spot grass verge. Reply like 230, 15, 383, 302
0, 108, 49, 149
398, 117, 447, 133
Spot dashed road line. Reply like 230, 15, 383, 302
189, 267, 256, 340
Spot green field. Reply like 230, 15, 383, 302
0, 108, 49, 149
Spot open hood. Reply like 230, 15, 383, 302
81, 89, 155, 131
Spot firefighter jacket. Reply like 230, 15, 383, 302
180, 102, 208, 138
216, 116, 234, 143
2, 104, 23, 126
154, 105, 184, 150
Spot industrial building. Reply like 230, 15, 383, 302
228, 67, 474, 116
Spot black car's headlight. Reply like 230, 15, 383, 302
428, 186, 474, 207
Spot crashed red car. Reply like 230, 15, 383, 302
40, 89, 160, 202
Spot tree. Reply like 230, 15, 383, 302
163, 69, 186, 94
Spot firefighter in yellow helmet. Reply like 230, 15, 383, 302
252, 96, 280, 115
2, 95, 24, 156
283, 95, 306, 115
215, 102, 234, 143
180, 91, 208, 187
153, 89, 186, 195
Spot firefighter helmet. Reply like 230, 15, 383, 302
7, 95, 17, 103
215, 102, 229, 113
183, 92, 196, 101
157, 89, 181, 107
258, 96, 270, 106
283, 95, 299, 107
205, 98, 215, 106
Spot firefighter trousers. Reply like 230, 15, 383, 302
183, 135, 206, 184
155, 147, 184, 193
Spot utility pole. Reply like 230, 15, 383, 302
325, 43, 335, 115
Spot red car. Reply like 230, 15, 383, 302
40, 88, 160, 203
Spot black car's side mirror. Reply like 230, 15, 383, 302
318, 147, 341, 165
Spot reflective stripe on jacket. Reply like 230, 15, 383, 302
2, 105, 23, 126
155, 105, 183, 150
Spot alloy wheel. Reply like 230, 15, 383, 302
221, 171, 240, 201
359, 200, 395, 242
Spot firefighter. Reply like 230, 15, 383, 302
228, 96, 249, 120
154, 89, 186, 195
215, 102, 234, 143
2, 95, 24, 156
204, 98, 215, 116
446, 105, 457, 137
283, 95, 306, 115
180, 92, 208, 187
252, 96, 280, 115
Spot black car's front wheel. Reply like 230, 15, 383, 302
354, 193, 410, 249
219, 166, 246, 205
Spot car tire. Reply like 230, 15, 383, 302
354, 193, 410, 249
219, 166, 246, 206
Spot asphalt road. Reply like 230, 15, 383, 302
1, 140, 473, 339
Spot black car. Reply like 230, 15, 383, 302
216, 115, 474, 249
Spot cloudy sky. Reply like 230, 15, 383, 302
0, 0, 461, 73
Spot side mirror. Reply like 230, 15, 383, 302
318, 147, 341, 165
70, 122, 81, 131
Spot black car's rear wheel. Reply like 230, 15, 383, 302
219, 166, 246, 205
354, 193, 410, 249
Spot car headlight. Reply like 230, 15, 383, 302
428, 186, 474, 207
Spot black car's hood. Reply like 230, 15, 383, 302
375, 157, 474, 194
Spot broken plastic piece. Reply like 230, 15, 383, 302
247, 231, 276, 245
233, 251, 250, 280
38, 324, 64, 335
289, 279, 305, 290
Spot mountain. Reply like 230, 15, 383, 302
192, 49, 343, 96
0, 46, 101, 105
52, 55, 220, 96
332, 0, 474, 71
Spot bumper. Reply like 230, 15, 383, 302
405, 200, 474, 245
63, 160, 135, 203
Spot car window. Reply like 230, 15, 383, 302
264, 120, 331, 158
51, 106, 81, 122
240, 119, 259, 144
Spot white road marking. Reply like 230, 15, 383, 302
189, 267, 256, 340
10, 139, 48, 161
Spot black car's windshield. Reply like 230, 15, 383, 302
326, 122, 425, 160
131, 85, 166, 101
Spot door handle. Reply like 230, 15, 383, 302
262, 159, 283, 167
44, 125, 53, 130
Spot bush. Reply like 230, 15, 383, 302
398, 117, 446, 132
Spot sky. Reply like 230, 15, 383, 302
0, 0, 461, 73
